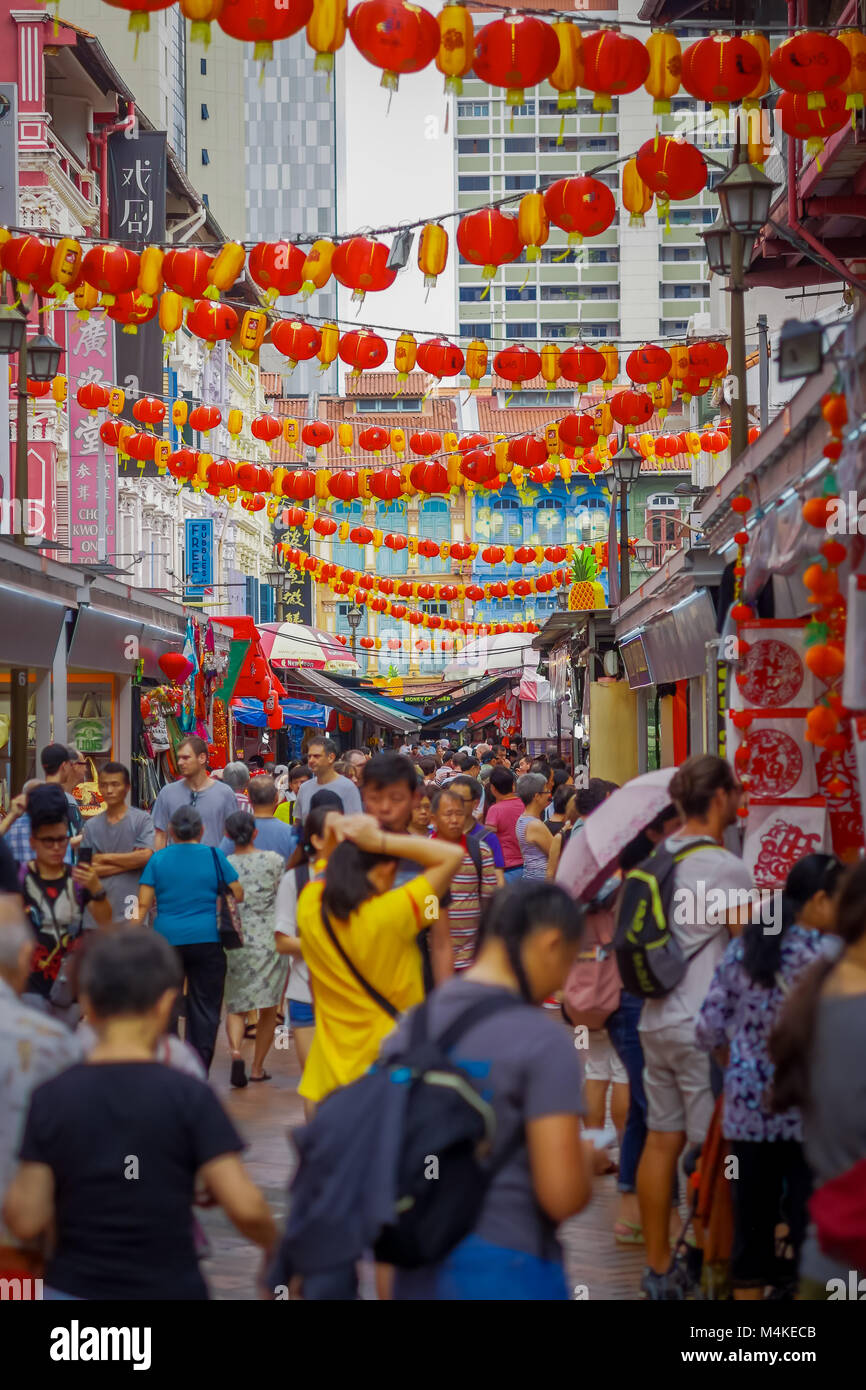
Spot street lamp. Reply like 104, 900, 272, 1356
266, 566, 285, 621
556, 585, 570, 611
0, 305, 26, 357
777, 318, 825, 382
702, 150, 777, 466
611, 438, 643, 601
346, 602, 363, 657
26, 332, 63, 383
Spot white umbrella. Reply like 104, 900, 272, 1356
258, 622, 359, 674
557, 768, 676, 901
443, 632, 535, 682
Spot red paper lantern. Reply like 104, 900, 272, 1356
385, 532, 408, 552
209, 459, 237, 489
416, 337, 465, 380
776, 90, 850, 158
635, 136, 707, 203
410, 461, 450, 494
186, 299, 239, 347
2, 235, 51, 293
338, 329, 388, 375
270, 318, 322, 365
348, 0, 439, 91
559, 345, 606, 389
493, 346, 541, 387
417, 541, 440, 560
217, 0, 314, 62
543, 176, 616, 244
312, 515, 338, 536
161, 247, 214, 302
610, 389, 654, 427
529, 463, 556, 487
81, 244, 140, 303
107, 290, 158, 332
167, 448, 199, 479
251, 414, 283, 445
189, 405, 222, 434
509, 435, 548, 469
770, 31, 851, 109
688, 340, 729, 382
332, 236, 397, 303
286, 469, 317, 501
557, 413, 599, 453
700, 429, 729, 456
301, 421, 334, 450
124, 431, 156, 463
464, 585, 484, 601
581, 29, 650, 111
242, 494, 267, 512
472, 15, 560, 107
482, 546, 505, 565
409, 431, 443, 457
681, 35, 765, 111
248, 242, 306, 301
132, 395, 166, 428
359, 425, 391, 453
159, 651, 194, 683
77, 382, 111, 413
456, 208, 522, 281
626, 345, 673, 386
460, 449, 497, 484
329, 471, 360, 502
369, 468, 405, 501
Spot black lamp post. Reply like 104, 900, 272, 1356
346, 602, 363, 658
266, 565, 285, 622
702, 149, 777, 464
611, 439, 643, 601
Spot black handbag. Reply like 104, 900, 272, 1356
212, 849, 244, 951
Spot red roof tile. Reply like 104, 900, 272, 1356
345, 373, 429, 397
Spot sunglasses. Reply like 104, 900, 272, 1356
35, 834, 71, 847
189, 790, 199, 807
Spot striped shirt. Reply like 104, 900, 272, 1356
444, 838, 498, 970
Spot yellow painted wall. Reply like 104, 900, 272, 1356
660, 695, 675, 767
589, 681, 639, 786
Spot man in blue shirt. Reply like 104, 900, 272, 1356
219, 776, 296, 865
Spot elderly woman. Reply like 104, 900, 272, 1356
515, 773, 561, 881
222, 811, 286, 1089
137, 804, 242, 1075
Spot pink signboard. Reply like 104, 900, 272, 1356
67, 311, 116, 563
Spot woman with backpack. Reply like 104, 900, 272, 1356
769, 859, 866, 1298
696, 853, 843, 1298
384, 882, 593, 1300
222, 811, 287, 1090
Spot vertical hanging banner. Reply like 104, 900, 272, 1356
67, 312, 116, 563
280, 513, 312, 625
107, 127, 167, 478
0, 84, 18, 510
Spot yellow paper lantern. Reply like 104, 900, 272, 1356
622, 159, 653, 227
238, 309, 267, 358
417, 224, 449, 290
599, 344, 619, 389
179, 0, 224, 46
549, 21, 584, 110
226, 408, 243, 436
436, 3, 474, 96
394, 330, 417, 382
51, 374, 67, 407
742, 30, 770, 110
205, 242, 245, 298
159, 290, 184, 340
172, 399, 188, 429
317, 320, 340, 372
518, 192, 549, 261
136, 245, 164, 305
153, 440, 170, 474
108, 387, 125, 416
74, 281, 99, 320
644, 29, 682, 114
49, 238, 82, 298
267, 497, 280, 520
668, 344, 690, 387
390, 427, 406, 456
838, 28, 866, 114
337, 422, 353, 454
306, 0, 347, 75
465, 338, 488, 390
544, 422, 560, 460
301, 239, 335, 296
541, 343, 561, 388
283, 417, 300, 449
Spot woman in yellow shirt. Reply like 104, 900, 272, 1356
296, 814, 464, 1106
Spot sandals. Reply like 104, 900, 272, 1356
230, 1057, 248, 1089
249, 1070, 272, 1082
614, 1220, 645, 1246
243, 1024, 257, 1040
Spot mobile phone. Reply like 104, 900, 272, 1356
77, 847, 93, 866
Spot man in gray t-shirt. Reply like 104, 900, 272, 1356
82, 787, 155, 929
293, 736, 362, 829
152, 737, 237, 849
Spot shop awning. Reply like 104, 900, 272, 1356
421, 676, 512, 733
0, 584, 67, 668
355, 689, 428, 722
231, 697, 325, 728
279, 666, 421, 734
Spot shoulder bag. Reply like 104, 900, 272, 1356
211, 848, 244, 951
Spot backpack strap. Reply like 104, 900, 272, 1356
463, 833, 483, 893
294, 861, 311, 895
436, 991, 530, 1053
321, 903, 400, 1021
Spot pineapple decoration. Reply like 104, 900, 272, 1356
568, 546, 606, 610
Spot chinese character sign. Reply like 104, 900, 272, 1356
67, 312, 116, 564
283, 523, 312, 624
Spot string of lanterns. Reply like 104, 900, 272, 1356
102, 5, 866, 125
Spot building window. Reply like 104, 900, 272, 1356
541, 285, 581, 302
670, 208, 715, 226
200, 58, 207, 75
540, 247, 577, 264
532, 498, 565, 545
355, 397, 423, 412
661, 319, 689, 336
457, 101, 489, 118
377, 501, 407, 576
201, 149, 210, 165
458, 175, 490, 193
201, 104, 209, 120
504, 137, 535, 154
505, 285, 537, 302
418, 500, 451, 574
460, 322, 491, 339
508, 322, 537, 339
501, 389, 573, 407
331, 502, 366, 569
459, 286, 487, 302
586, 247, 620, 264
458, 137, 490, 154
509, 101, 535, 117
504, 174, 536, 191
538, 136, 579, 153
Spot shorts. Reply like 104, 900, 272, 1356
288, 1000, 315, 1027
640, 1025, 714, 1145
583, 1029, 628, 1085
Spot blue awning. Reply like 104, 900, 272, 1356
231, 698, 325, 728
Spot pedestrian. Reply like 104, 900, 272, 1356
634, 754, 753, 1300
275, 764, 313, 828
334, 758, 359, 785
770, 859, 866, 1299
223, 762, 254, 814
485, 766, 525, 883
0, 779, 44, 864
361, 752, 454, 987
695, 852, 844, 1298
515, 773, 561, 881
152, 736, 237, 850
4, 928, 276, 1300
432, 786, 498, 969
221, 811, 286, 1089
409, 783, 435, 836
136, 805, 243, 1074
292, 737, 363, 829
20, 785, 112, 1018
80, 762, 154, 928
0, 899, 82, 1288
219, 776, 295, 866
447, 775, 505, 887
387, 883, 593, 1301
344, 750, 370, 777
547, 784, 575, 837
295, 813, 463, 1108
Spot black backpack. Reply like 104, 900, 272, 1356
613, 838, 725, 999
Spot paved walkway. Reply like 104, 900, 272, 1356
200, 1028, 646, 1301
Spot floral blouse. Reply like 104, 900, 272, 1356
695, 923, 823, 1142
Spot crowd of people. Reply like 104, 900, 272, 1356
0, 731, 864, 1303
